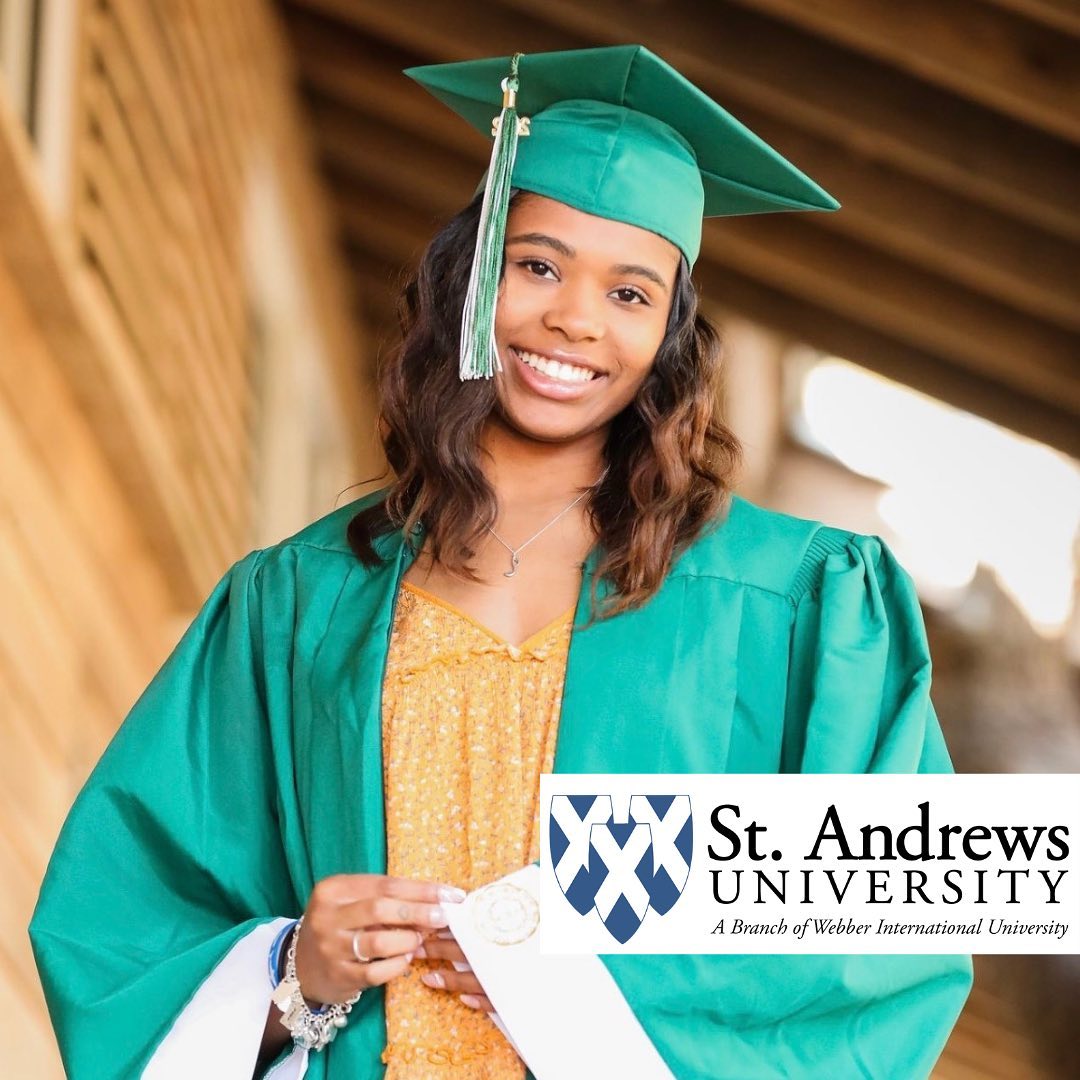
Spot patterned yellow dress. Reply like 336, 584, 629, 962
380, 581, 574, 1079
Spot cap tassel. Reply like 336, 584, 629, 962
459, 53, 530, 381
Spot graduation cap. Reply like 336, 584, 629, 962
405, 46, 840, 380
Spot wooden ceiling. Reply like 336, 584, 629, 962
274, 0, 1080, 458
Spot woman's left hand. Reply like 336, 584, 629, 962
417, 930, 495, 1013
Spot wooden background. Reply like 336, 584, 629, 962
0, 0, 369, 1072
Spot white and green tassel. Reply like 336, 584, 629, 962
459, 52, 530, 380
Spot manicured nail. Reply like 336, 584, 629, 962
429, 906, 448, 927
404, 951, 414, 963
439, 886, 467, 903
460, 994, 481, 1009
435, 930, 454, 940
414, 945, 427, 959
421, 971, 445, 989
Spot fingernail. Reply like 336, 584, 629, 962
404, 951, 414, 963
439, 885, 467, 903
414, 945, 427, 959
429, 906, 448, 927
435, 930, 454, 940
421, 971, 445, 989
460, 994, 481, 1009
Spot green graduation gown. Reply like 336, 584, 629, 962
30, 488, 972, 1078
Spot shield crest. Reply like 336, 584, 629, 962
549, 793, 693, 943
589, 819, 654, 944
549, 794, 613, 914
628, 794, 693, 914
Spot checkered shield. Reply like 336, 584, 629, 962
549, 793, 693, 944
549, 794, 613, 915
589, 819, 654, 944
628, 795, 693, 914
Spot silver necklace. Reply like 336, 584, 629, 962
484, 469, 608, 578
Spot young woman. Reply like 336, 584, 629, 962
31, 46, 972, 1080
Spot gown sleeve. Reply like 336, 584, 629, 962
601, 529, 973, 1080
29, 550, 301, 1080
782, 528, 955, 775
144, 917, 307, 1079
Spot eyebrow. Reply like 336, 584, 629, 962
505, 232, 670, 293
612, 262, 669, 292
506, 232, 575, 258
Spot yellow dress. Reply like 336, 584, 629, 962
380, 581, 574, 1078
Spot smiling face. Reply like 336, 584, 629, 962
491, 194, 682, 445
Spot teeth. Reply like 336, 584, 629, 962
515, 349, 597, 383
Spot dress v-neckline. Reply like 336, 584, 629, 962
400, 580, 575, 652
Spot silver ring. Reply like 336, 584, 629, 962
352, 930, 370, 964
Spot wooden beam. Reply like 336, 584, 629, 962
307, 94, 481, 215
281, 6, 465, 156
280, 5, 426, 82
695, 264, 1080, 462
722, 0, 1080, 144
705, 214, 1080, 412
0, 87, 213, 603
347, 246, 413, 303
314, 106, 1080, 414
721, 101, 1080, 334
490, 0, 1080, 241
334, 245, 409, 390
295, 31, 1080, 334
985, 0, 1080, 38
332, 180, 1080, 459
286, 0, 1080, 242
331, 183, 435, 267
286, 0, 567, 56
347, 254, 405, 352
0, 262, 175, 653
246, 0, 377, 461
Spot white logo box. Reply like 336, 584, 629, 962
538, 773, 1080, 955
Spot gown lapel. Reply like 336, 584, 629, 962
301, 526, 418, 882
555, 546, 701, 775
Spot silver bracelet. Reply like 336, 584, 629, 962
270, 915, 363, 1051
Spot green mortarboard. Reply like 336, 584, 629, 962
405, 46, 840, 380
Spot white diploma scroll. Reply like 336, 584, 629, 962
445, 864, 675, 1080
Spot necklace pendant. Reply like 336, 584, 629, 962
503, 552, 521, 578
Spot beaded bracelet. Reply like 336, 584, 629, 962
270, 915, 363, 1051
267, 918, 298, 989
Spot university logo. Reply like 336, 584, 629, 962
548, 794, 693, 943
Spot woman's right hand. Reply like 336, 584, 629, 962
292, 874, 466, 1005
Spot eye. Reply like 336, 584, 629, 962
612, 285, 649, 305
517, 258, 558, 279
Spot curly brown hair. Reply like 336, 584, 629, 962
347, 190, 742, 619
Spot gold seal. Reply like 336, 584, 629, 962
472, 882, 540, 946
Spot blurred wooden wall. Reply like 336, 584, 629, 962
0, 0, 371, 1072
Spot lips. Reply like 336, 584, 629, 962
512, 347, 605, 379
509, 346, 607, 401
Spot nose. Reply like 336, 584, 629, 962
541, 281, 606, 343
